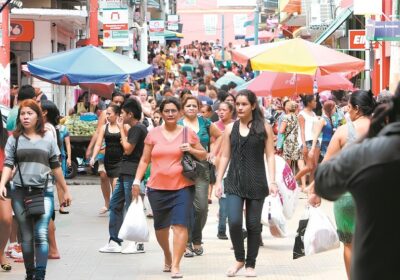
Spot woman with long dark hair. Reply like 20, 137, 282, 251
0, 100, 71, 280
308, 90, 376, 279
314, 85, 400, 280
215, 90, 278, 277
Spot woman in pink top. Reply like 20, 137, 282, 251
133, 97, 207, 279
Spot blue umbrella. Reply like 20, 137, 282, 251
27, 45, 153, 84
215, 72, 246, 88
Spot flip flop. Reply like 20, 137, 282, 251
171, 272, 183, 279
163, 264, 172, 272
226, 264, 244, 277
99, 207, 109, 215
59, 209, 69, 214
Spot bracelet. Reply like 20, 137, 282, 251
270, 182, 277, 186
133, 179, 141, 186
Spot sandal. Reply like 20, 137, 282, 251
99, 207, 109, 215
1, 263, 12, 272
171, 272, 183, 279
226, 263, 244, 277
192, 246, 203, 256
163, 264, 172, 272
184, 249, 194, 258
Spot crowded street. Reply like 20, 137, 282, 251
6, 175, 345, 280
1, 1, 400, 280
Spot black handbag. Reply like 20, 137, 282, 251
14, 136, 46, 217
181, 127, 203, 181
293, 217, 309, 259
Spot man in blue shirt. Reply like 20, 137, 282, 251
197, 84, 213, 106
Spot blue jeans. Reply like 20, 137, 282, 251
11, 186, 54, 279
218, 197, 228, 234
226, 194, 264, 268
109, 175, 134, 244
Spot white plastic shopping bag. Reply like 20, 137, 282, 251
261, 195, 287, 238
304, 207, 339, 255
118, 198, 149, 242
265, 155, 300, 219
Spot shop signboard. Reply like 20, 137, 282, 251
149, 20, 165, 35
167, 15, 179, 31
103, 8, 129, 47
9, 20, 34, 42
366, 20, 400, 41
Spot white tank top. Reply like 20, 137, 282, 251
298, 110, 317, 143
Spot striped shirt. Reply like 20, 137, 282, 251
4, 132, 60, 188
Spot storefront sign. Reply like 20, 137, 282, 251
167, 15, 179, 31
366, 20, 400, 41
149, 20, 165, 35
9, 20, 34, 42
349, 30, 366, 49
103, 8, 129, 47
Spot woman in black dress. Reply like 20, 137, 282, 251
215, 90, 278, 277
90, 105, 123, 191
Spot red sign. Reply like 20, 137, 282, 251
349, 30, 379, 50
10, 20, 34, 42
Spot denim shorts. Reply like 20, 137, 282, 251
147, 186, 194, 230
302, 140, 320, 150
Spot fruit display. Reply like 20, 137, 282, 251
64, 115, 97, 136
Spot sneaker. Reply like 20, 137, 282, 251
10, 244, 23, 259
99, 240, 122, 253
121, 242, 145, 254
217, 233, 229, 240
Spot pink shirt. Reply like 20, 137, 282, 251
145, 126, 200, 190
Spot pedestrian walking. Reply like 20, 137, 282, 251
314, 88, 400, 280
178, 95, 222, 258
0, 99, 72, 280
99, 99, 148, 254
214, 90, 278, 277
214, 102, 234, 240
308, 90, 376, 279
90, 105, 123, 193
133, 97, 207, 278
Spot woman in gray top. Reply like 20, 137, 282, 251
0, 99, 72, 280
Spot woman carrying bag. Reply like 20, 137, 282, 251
0, 100, 72, 280
132, 97, 207, 278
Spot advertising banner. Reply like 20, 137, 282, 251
103, 8, 129, 47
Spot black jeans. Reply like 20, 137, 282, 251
226, 194, 264, 268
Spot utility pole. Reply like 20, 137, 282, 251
140, 0, 148, 64
364, 16, 373, 90
0, 0, 11, 107
88, 0, 98, 46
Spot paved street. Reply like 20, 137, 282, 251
3, 175, 346, 280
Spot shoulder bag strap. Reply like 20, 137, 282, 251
14, 136, 25, 188
183, 126, 188, 143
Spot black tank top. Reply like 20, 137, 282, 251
224, 121, 269, 199
104, 124, 123, 163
